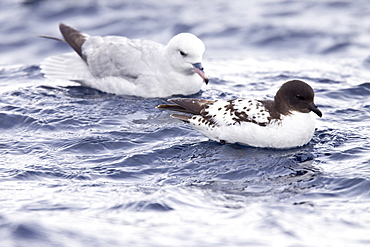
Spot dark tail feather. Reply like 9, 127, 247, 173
59, 23, 87, 60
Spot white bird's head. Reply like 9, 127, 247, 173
165, 33, 208, 84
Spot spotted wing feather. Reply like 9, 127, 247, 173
201, 99, 273, 127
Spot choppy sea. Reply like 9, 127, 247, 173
1, 0, 370, 246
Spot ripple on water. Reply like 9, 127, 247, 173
1, 1, 370, 244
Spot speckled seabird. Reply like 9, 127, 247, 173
40, 23, 208, 98
157, 80, 322, 149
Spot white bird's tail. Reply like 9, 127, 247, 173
40, 53, 93, 83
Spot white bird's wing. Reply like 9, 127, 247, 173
82, 36, 164, 82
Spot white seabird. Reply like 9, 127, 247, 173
40, 23, 208, 98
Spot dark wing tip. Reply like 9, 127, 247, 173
167, 98, 186, 104
39, 35, 65, 42
171, 114, 191, 123
156, 102, 192, 123
59, 23, 87, 59
157, 98, 214, 116
156, 104, 177, 109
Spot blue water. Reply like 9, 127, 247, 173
1, 0, 370, 246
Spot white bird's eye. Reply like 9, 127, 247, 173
179, 50, 187, 57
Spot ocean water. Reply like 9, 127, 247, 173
1, 0, 370, 246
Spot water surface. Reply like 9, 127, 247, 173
1, 0, 370, 246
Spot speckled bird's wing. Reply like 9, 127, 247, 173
204, 99, 272, 127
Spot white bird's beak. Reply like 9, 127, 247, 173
192, 63, 209, 84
